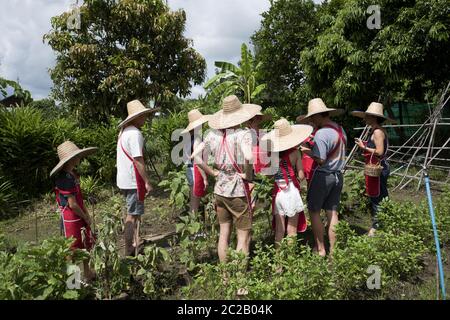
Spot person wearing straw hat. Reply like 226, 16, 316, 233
192, 95, 259, 263
351, 102, 394, 236
51, 141, 97, 281
117, 99, 157, 256
261, 118, 313, 246
296, 115, 318, 186
300, 98, 347, 257
245, 107, 272, 209
182, 109, 210, 214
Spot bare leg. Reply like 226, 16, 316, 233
124, 214, 138, 256
218, 222, 232, 262
310, 211, 326, 256
189, 188, 201, 213
236, 229, 251, 256
326, 210, 339, 255
286, 214, 299, 244
274, 214, 286, 247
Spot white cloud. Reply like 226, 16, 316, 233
1, 0, 322, 100
0, 0, 73, 99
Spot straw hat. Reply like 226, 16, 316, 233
50, 141, 97, 177
261, 118, 313, 153
208, 95, 262, 130
301, 98, 344, 121
118, 100, 159, 128
181, 109, 210, 134
351, 102, 396, 123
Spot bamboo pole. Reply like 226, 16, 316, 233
343, 125, 370, 173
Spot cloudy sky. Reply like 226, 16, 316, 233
0, 0, 320, 99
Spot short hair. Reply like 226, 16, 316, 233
319, 112, 330, 118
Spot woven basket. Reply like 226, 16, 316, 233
364, 152, 383, 177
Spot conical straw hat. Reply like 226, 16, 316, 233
118, 100, 159, 128
302, 98, 344, 121
208, 95, 262, 130
351, 102, 396, 123
261, 118, 313, 152
50, 141, 97, 177
181, 109, 211, 134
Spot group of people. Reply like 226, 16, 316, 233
50, 95, 394, 279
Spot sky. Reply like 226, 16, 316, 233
0, 0, 321, 100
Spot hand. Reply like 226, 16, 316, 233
355, 138, 365, 150
203, 179, 208, 188
237, 172, 247, 180
212, 169, 219, 177
300, 145, 311, 153
145, 182, 153, 195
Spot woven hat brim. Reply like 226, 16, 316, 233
208, 104, 262, 130
260, 125, 314, 152
50, 147, 98, 177
181, 115, 211, 134
303, 108, 345, 121
117, 108, 159, 128
351, 111, 396, 124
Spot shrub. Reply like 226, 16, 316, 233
0, 235, 90, 300
158, 169, 190, 211
332, 221, 427, 299
0, 175, 25, 219
184, 240, 338, 300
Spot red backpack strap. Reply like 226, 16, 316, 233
280, 149, 301, 190
219, 131, 253, 214
322, 124, 346, 160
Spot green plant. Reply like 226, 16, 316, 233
204, 43, 266, 103
342, 170, 371, 215
0, 176, 25, 219
131, 245, 171, 299
91, 196, 131, 299
0, 235, 90, 300
158, 169, 190, 211
332, 221, 427, 299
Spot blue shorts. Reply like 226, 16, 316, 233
123, 189, 144, 215
186, 166, 194, 187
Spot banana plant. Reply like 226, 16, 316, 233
204, 43, 266, 103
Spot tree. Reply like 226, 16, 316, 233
44, 0, 206, 123
300, 0, 450, 111
0, 76, 32, 105
204, 43, 266, 104
251, 0, 320, 111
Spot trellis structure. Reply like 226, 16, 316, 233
345, 82, 450, 191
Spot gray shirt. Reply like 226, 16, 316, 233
312, 124, 347, 173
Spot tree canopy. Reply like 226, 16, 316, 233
44, 0, 206, 123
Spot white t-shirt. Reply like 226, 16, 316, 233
116, 126, 144, 189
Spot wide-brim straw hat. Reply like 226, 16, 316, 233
208, 95, 262, 130
351, 102, 396, 123
118, 100, 159, 128
50, 141, 97, 177
302, 98, 344, 121
261, 118, 314, 153
181, 109, 211, 134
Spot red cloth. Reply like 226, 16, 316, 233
309, 124, 346, 185
193, 164, 207, 197
55, 183, 94, 250
120, 135, 146, 201
302, 129, 317, 185
253, 144, 269, 174
271, 149, 307, 233
363, 142, 381, 197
